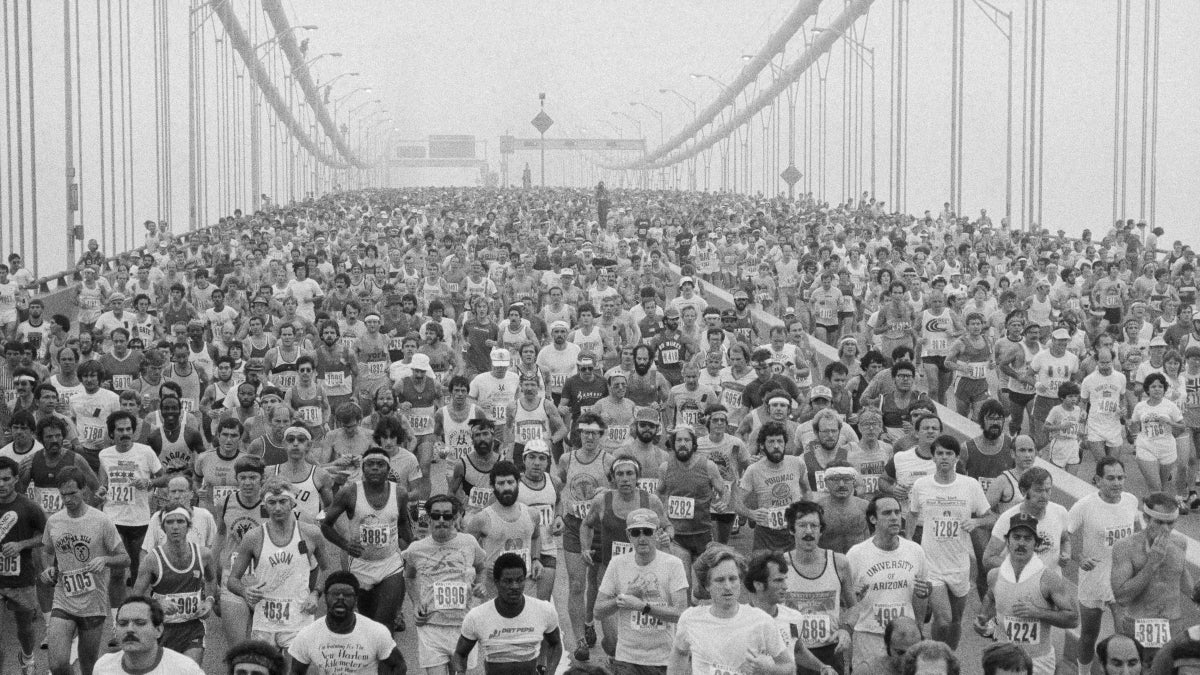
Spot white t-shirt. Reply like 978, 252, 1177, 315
1132, 398, 1184, 457
1066, 492, 1139, 603
674, 604, 788, 675
72, 388, 122, 449
140, 506, 218, 553
1081, 370, 1127, 428
99, 444, 163, 527
469, 371, 521, 424
598, 551, 690, 665
92, 646, 205, 675
846, 537, 928, 635
460, 596, 560, 664
288, 613, 397, 674
287, 278, 325, 321
990, 503, 1070, 570
909, 474, 990, 581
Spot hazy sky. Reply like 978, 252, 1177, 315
7, 1, 1200, 276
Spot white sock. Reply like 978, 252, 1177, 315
1078, 661, 1090, 675
70, 635, 79, 664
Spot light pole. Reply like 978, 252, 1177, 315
291, 52, 342, 76
660, 89, 698, 190
323, 71, 359, 91
691, 73, 738, 192
252, 25, 317, 55
613, 111, 644, 188
631, 102, 665, 188
971, 0, 1013, 228
813, 28, 877, 201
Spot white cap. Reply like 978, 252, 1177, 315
679, 276, 695, 287
409, 353, 432, 374
1051, 328, 1071, 340
491, 348, 511, 367
1150, 335, 1169, 348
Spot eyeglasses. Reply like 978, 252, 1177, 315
428, 512, 456, 521
628, 528, 655, 538
284, 435, 308, 443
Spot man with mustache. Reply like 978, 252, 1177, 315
288, 571, 407, 675
0, 455, 46, 675
464, 460, 543, 599
846, 495, 932, 673
403, 494, 487, 675
1110, 492, 1191, 666
735, 421, 808, 553
42, 465, 131, 675
984, 468, 1071, 575
448, 418, 502, 515
813, 462, 870, 555
657, 424, 725, 588
976, 513, 1078, 675
962, 399, 1016, 600
625, 344, 671, 410
131, 506, 217, 665
618, 407, 669, 495
94, 596, 204, 675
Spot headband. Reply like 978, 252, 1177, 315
13, 374, 36, 383
162, 506, 192, 524
768, 395, 792, 407
1143, 503, 1179, 523
612, 457, 640, 474
823, 466, 859, 480
363, 313, 382, 322
229, 654, 277, 671
284, 426, 312, 440
577, 422, 604, 433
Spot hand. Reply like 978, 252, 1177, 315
751, 509, 771, 527
913, 577, 932, 599
891, 483, 910, 500
198, 596, 215, 619
551, 516, 564, 536
1147, 537, 1170, 567
616, 593, 644, 611
531, 560, 544, 581
211, 595, 222, 618
1010, 599, 1041, 620
1058, 552, 1071, 568
1079, 557, 1097, 572
244, 583, 264, 605
0, 542, 22, 558
39, 566, 58, 585
834, 628, 851, 653
83, 556, 108, 574
581, 550, 596, 567
656, 529, 672, 548
301, 591, 320, 614
963, 518, 983, 533
399, 402, 413, 412
741, 650, 776, 675
131, 478, 149, 490
415, 604, 431, 627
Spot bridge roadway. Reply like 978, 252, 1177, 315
1, 233, 1195, 674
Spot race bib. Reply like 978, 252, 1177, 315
534, 505, 555, 528
931, 518, 961, 540
431, 581, 470, 611
549, 373, 568, 390
680, 409, 701, 426
468, 487, 493, 510
81, 424, 106, 443
490, 405, 508, 423
928, 338, 949, 353
766, 506, 788, 530
260, 599, 293, 625
816, 307, 836, 322
795, 615, 834, 648
37, 487, 63, 514
720, 387, 743, 409
506, 547, 531, 569
967, 362, 988, 379
631, 607, 665, 630
409, 414, 434, 436
515, 421, 544, 444
667, 496, 696, 520
860, 475, 880, 494
813, 470, 827, 492
874, 603, 906, 628
111, 374, 133, 391
1105, 524, 1134, 546
298, 406, 322, 426
108, 478, 136, 506
360, 523, 389, 548
1003, 617, 1041, 645
365, 361, 389, 378
1134, 618, 1171, 649
324, 371, 347, 389
606, 427, 629, 444
1099, 399, 1120, 415
572, 501, 592, 519
159, 591, 202, 621
0, 555, 18, 576
611, 541, 635, 557
212, 485, 237, 505
62, 570, 95, 597
658, 348, 680, 365
636, 478, 659, 494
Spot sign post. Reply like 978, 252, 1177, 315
531, 93, 554, 188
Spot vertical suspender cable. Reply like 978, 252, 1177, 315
1137, 0, 1149, 219
64, 0, 75, 266
1148, 0, 1158, 226
3, 3, 11, 256
106, 0, 116, 250
119, 0, 130, 252
1022, 0, 1030, 230
14, 0, 25, 259
75, 0, 83, 245
950, 0, 958, 214
26, 0, 37, 273
152, 0, 162, 223
163, 0, 172, 226
1120, 0, 1130, 220
1036, 0, 1044, 226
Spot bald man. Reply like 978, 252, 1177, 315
141, 475, 218, 553
856, 616, 922, 675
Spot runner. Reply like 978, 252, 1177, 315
269, 426, 334, 524
507, 371, 567, 467
736, 421, 809, 552
214, 455, 266, 645
0, 455, 46, 675
846, 494, 932, 672
516, 439, 562, 601
454, 552, 563, 675
781, 500, 855, 674
463, 459, 543, 599
404, 494, 487, 675
977, 512, 1079, 675
984, 467, 1071, 572
42, 465, 131, 675
131, 506, 218, 664
93, 596, 206, 675
696, 404, 748, 545
657, 424, 723, 588
320, 446, 412, 633
447, 418, 502, 514
1068, 457, 1141, 675
288, 570, 407, 675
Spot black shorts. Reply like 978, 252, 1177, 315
562, 514, 583, 554
924, 356, 947, 373
163, 619, 206, 654
539, 553, 558, 569
1005, 390, 1036, 408
1104, 307, 1122, 324
798, 643, 844, 675
672, 531, 712, 560
613, 662, 668, 675
709, 512, 736, 523
50, 609, 106, 630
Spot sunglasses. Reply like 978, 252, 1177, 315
628, 528, 655, 538
284, 435, 308, 443
428, 512, 456, 522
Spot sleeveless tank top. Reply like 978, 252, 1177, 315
151, 543, 206, 624
461, 455, 496, 512
597, 490, 650, 565
963, 437, 1014, 493
315, 347, 353, 397
289, 387, 325, 431
356, 334, 391, 384
165, 364, 203, 414
157, 425, 195, 479
1028, 295, 1054, 326
349, 482, 402, 562
440, 405, 477, 464
28, 449, 82, 515
245, 335, 272, 361
272, 464, 321, 523
803, 448, 850, 492
517, 477, 558, 554
994, 559, 1052, 657
397, 378, 439, 437
252, 521, 313, 634
270, 348, 301, 393
571, 326, 605, 360
480, 502, 537, 574
958, 337, 993, 380
922, 310, 954, 357
784, 549, 843, 649
220, 492, 266, 573
562, 450, 610, 521
198, 452, 240, 508
994, 470, 1024, 511
512, 398, 550, 446
188, 343, 216, 378
660, 458, 714, 534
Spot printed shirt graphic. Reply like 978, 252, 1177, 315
461, 596, 560, 663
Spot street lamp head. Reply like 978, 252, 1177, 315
689, 73, 704, 79
329, 52, 343, 57
741, 54, 754, 61
658, 88, 669, 93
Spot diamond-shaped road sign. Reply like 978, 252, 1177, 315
532, 111, 554, 135
780, 164, 802, 186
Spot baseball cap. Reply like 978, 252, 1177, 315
490, 348, 511, 367
720, 308, 737, 319
663, 306, 681, 319
550, 320, 570, 331
634, 408, 662, 426
1050, 328, 1071, 340
522, 439, 551, 457
1006, 512, 1039, 537
678, 276, 695, 287
625, 508, 660, 531
809, 385, 833, 402
1150, 336, 1169, 348
733, 289, 750, 300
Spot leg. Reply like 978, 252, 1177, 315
944, 589, 968, 649
564, 551, 590, 650
927, 584, 953, 645
1160, 461, 1177, 499
923, 363, 942, 404
1138, 457, 1164, 492
712, 516, 732, 545
46, 616, 78, 675
1077, 606, 1105, 671
11, 603, 37, 658
76, 620, 105, 675
669, 540, 696, 593
220, 588, 252, 645
415, 436, 435, 499
970, 528, 991, 602
370, 572, 408, 632
535, 558, 556, 602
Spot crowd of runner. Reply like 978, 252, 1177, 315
0, 185, 1195, 674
